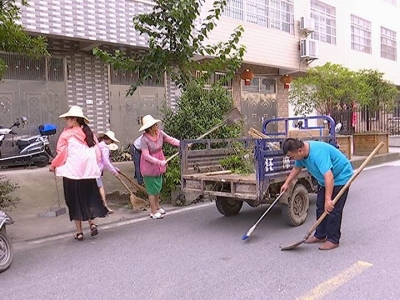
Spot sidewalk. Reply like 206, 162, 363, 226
3, 161, 180, 244
3, 148, 400, 244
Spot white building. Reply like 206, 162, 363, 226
0, 0, 398, 143
205, 0, 400, 132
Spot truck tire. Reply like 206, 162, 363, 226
0, 227, 13, 273
216, 197, 243, 216
281, 184, 310, 226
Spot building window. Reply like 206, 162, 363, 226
310, 0, 336, 45
110, 67, 164, 86
224, 0, 244, 20
246, 0, 268, 26
381, 27, 397, 61
351, 15, 372, 54
224, 0, 294, 34
195, 71, 233, 96
268, 0, 294, 34
0, 54, 65, 82
242, 77, 276, 93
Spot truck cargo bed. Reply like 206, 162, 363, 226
182, 172, 258, 200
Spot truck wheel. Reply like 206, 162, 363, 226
216, 197, 243, 216
281, 184, 310, 226
0, 227, 13, 273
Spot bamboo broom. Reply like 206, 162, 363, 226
116, 176, 147, 212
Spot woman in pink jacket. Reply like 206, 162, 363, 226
97, 130, 121, 214
139, 115, 180, 219
49, 106, 107, 241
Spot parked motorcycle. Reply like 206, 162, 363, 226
0, 118, 57, 168
0, 210, 14, 273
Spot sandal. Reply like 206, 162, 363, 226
74, 232, 84, 241
90, 224, 99, 237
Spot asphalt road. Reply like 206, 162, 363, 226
1, 162, 400, 300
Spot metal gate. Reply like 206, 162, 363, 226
0, 54, 67, 153
241, 77, 278, 133
109, 67, 166, 146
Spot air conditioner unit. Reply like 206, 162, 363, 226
300, 39, 318, 59
300, 17, 315, 33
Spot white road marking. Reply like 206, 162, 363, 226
297, 261, 373, 300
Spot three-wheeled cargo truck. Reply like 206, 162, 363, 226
180, 116, 339, 226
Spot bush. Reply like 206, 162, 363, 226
161, 81, 242, 201
0, 175, 19, 210
219, 142, 254, 174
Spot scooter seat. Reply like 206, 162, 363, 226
16, 140, 32, 147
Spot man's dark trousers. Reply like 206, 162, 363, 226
131, 145, 143, 185
315, 185, 349, 244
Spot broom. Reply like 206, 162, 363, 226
119, 170, 147, 194
116, 176, 147, 211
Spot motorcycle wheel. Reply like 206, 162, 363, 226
0, 227, 13, 273
33, 153, 50, 168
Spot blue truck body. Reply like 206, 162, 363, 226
180, 116, 339, 226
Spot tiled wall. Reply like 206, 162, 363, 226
20, 0, 153, 46
49, 40, 110, 133
48, 39, 182, 133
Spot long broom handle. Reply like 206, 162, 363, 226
116, 175, 134, 196
303, 141, 384, 240
119, 171, 147, 193
53, 172, 61, 206
254, 192, 285, 227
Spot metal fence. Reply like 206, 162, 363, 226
331, 104, 400, 136
331, 103, 400, 136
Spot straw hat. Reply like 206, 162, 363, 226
139, 115, 161, 132
108, 143, 118, 151
102, 130, 120, 143
59, 105, 90, 124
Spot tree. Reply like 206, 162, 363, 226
160, 81, 242, 201
93, 0, 246, 95
358, 69, 398, 111
0, 0, 49, 78
357, 69, 398, 131
288, 63, 371, 116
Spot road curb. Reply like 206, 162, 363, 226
351, 152, 400, 169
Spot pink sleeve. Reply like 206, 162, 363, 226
95, 145, 101, 164
140, 137, 164, 165
51, 131, 68, 168
161, 131, 180, 147
141, 149, 164, 166
101, 145, 118, 174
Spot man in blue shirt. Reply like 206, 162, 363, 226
280, 138, 353, 250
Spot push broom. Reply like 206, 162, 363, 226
116, 176, 147, 212
242, 192, 285, 241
